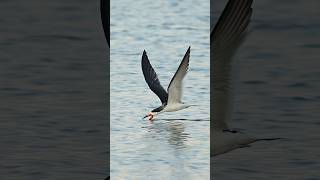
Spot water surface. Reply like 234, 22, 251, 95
110, 0, 210, 179
0, 1, 108, 179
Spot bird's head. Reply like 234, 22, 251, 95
143, 112, 157, 120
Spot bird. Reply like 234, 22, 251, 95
211, 0, 281, 156
142, 47, 192, 120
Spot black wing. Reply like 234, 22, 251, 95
100, 0, 110, 46
211, 0, 253, 130
141, 50, 168, 104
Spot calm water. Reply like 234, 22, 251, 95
0, 1, 108, 179
110, 0, 210, 179
212, 0, 320, 179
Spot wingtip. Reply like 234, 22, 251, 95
187, 46, 191, 54
143, 50, 147, 55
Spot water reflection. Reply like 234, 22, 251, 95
147, 121, 189, 149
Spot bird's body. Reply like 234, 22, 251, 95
212, 129, 256, 156
141, 47, 191, 120
162, 103, 190, 112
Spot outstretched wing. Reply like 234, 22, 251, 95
142, 50, 168, 104
167, 47, 190, 105
212, 0, 253, 130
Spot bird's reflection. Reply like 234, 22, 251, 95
145, 120, 190, 150
167, 121, 188, 149
140, 117, 209, 178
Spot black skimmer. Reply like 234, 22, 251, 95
212, 0, 281, 156
142, 47, 192, 120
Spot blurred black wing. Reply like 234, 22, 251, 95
211, 0, 253, 130
100, 0, 110, 46
142, 51, 168, 104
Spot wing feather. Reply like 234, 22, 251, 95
167, 47, 190, 105
142, 51, 168, 104
211, 0, 253, 130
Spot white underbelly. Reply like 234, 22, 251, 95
162, 103, 187, 112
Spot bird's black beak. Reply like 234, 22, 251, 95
143, 115, 148, 119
